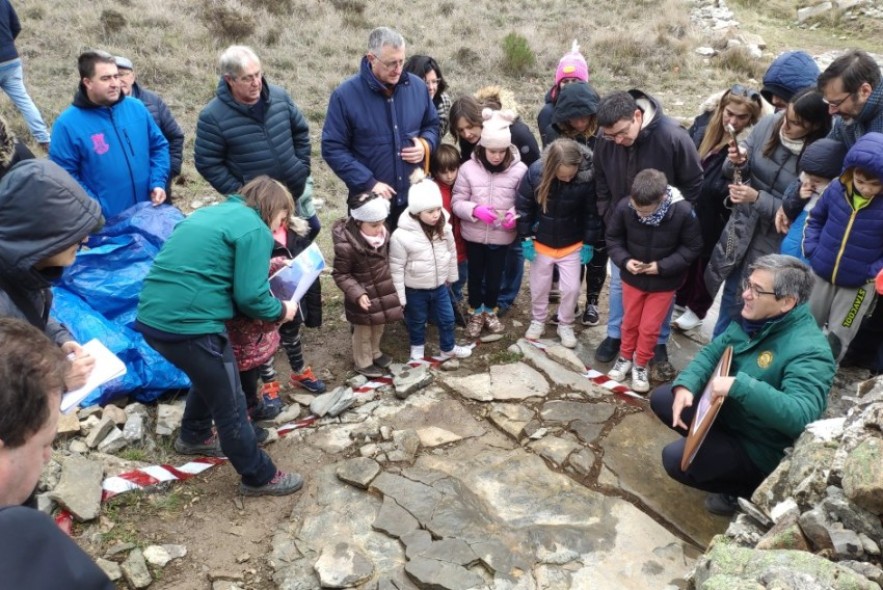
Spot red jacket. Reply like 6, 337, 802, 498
437, 179, 467, 264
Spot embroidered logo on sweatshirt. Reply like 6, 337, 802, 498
91, 133, 110, 155
757, 351, 773, 369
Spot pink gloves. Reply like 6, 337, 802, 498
501, 208, 517, 230
473, 205, 498, 225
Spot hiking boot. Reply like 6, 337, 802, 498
373, 353, 393, 369
557, 325, 577, 348
239, 470, 304, 497
581, 303, 600, 326
673, 308, 702, 331
631, 365, 650, 393
650, 343, 677, 382
174, 433, 223, 457
525, 321, 545, 340
704, 493, 739, 516
440, 345, 472, 360
595, 337, 621, 363
409, 345, 425, 361
608, 357, 632, 382
484, 311, 505, 335
255, 380, 283, 419
253, 423, 270, 445
356, 364, 384, 378
289, 367, 326, 394
465, 310, 485, 340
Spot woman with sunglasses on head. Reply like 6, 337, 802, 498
404, 55, 452, 138
672, 85, 769, 332
706, 87, 831, 337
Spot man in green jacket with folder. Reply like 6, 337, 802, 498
650, 254, 835, 516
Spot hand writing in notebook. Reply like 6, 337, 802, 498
60, 341, 95, 391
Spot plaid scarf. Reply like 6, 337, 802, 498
636, 187, 674, 227
835, 81, 883, 148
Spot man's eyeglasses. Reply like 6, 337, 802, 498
728, 84, 761, 104
742, 279, 777, 298
822, 92, 854, 108
235, 71, 262, 84
600, 119, 634, 141
371, 54, 404, 70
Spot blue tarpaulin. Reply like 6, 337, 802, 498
51, 203, 190, 406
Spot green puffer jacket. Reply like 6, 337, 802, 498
673, 304, 835, 474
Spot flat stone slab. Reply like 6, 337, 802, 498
540, 400, 616, 426
529, 434, 583, 467
121, 549, 152, 589
404, 556, 484, 590
544, 344, 587, 373
488, 403, 534, 439
313, 542, 374, 588
49, 455, 103, 521
416, 426, 463, 448
600, 410, 728, 546
372, 496, 420, 539
336, 457, 382, 489
488, 362, 549, 400
518, 339, 604, 398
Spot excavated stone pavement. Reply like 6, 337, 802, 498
268, 326, 729, 589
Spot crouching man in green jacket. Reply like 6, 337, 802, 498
650, 254, 835, 516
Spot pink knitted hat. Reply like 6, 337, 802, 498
555, 40, 589, 86
479, 108, 516, 149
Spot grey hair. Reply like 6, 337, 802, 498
219, 45, 260, 77
368, 27, 405, 54
748, 254, 814, 304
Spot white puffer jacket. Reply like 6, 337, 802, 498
389, 210, 458, 306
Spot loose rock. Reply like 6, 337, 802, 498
313, 542, 374, 588
49, 455, 103, 521
121, 549, 152, 589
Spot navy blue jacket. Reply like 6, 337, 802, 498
322, 58, 439, 208
803, 132, 883, 287
131, 82, 184, 179
761, 51, 819, 105
0, 0, 20, 63
50, 88, 170, 219
195, 78, 310, 199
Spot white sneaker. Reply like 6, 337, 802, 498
410, 345, 425, 361
557, 324, 577, 348
673, 303, 686, 316
525, 321, 545, 340
440, 345, 472, 360
631, 365, 650, 393
608, 357, 632, 382
673, 308, 702, 331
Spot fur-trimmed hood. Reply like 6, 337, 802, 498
475, 85, 520, 119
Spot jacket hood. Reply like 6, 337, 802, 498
475, 85, 519, 118
762, 51, 820, 104
630, 89, 664, 141
841, 132, 883, 184
72, 83, 125, 109
552, 82, 600, 125
0, 160, 104, 287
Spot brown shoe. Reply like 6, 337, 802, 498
465, 310, 485, 340
484, 311, 505, 335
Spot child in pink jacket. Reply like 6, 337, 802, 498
452, 108, 528, 340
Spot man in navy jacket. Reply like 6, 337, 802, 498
321, 27, 439, 229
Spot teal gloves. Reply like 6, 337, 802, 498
580, 244, 594, 265
522, 238, 536, 262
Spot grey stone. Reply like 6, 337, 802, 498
392, 429, 421, 459
798, 1, 833, 22
528, 434, 581, 467
416, 426, 462, 447
124, 402, 148, 417
156, 403, 184, 436
840, 561, 883, 586
488, 403, 533, 438
404, 556, 485, 590
121, 549, 152, 589
85, 416, 116, 449
441, 372, 492, 401
360, 443, 380, 458
842, 437, 883, 515
569, 419, 605, 444
417, 538, 478, 566
372, 496, 420, 538
488, 362, 549, 400
56, 412, 82, 437
736, 498, 771, 528
79, 415, 100, 432
567, 449, 594, 476
820, 486, 883, 542
273, 404, 302, 424
48, 455, 103, 521
754, 511, 810, 552
313, 542, 374, 588
310, 387, 356, 418
544, 344, 586, 373
104, 542, 136, 557
439, 359, 460, 371
696, 46, 717, 56
479, 332, 503, 343
830, 528, 865, 560
859, 532, 880, 556
78, 405, 102, 420
336, 457, 381, 489
101, 404, 127, 425
540, 400, 615, 427
95, 558, 122, 582
400, 529, 433, 559
394, 365, 434, 399
518, 339, 602, 397
122, 413, 145, 443
290, 393, 315, 407
97, 427, 127, 454
35, 493, 55, 515
347, 374, 368, 388
798, 508, 834, 552
143, 543, 186, 567
68, 439, 89, 454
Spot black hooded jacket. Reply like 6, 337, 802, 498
0, 160, 103, 343
543, 82, 601, 147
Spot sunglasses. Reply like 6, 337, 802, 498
728, 84, 762, 104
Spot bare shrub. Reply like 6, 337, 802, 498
25, 6, 45, 20
201, 2, 256, 42
716, 46, 767, 80
454, 47, 480, 68
265, 27, 281, 47
249, 0, 293, 16
100, 9, 127, 35
501, 32, 535, 76
330, 0, 366, 14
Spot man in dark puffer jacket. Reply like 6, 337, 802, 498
195, 45, 315, 229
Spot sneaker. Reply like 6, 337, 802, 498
525, 321, 545, 340
356, 364, 384, 378
289, 367, 326, 394
253, 423, 269, 445
257, 381, 283, 419
174, 433, 224, 457
440, 345, 472, 360
557, 324, 577, 348
581, 304, 600, 327
608, 357, 632, 382
373, 353, 393, 369
484, 311, 505, 335
240, 470, 304, 497
673, 308, 702, 331
631, 365, 650, 393
465, 310, 485, 340
704, 493, 739, 516
409, 345, 425, 361
595, 337, 621, 363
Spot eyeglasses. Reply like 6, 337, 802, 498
371, 54, 404, 70
600, 119, 634, 141
742, 279, 777, 298
822, 92, 854, 108
728, 84, 761, 104
235, 71, 262, 84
